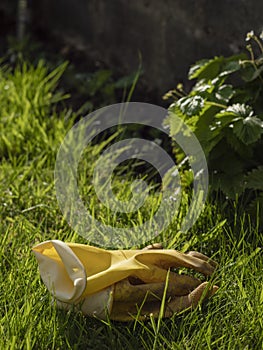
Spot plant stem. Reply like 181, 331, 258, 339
206, 101, 227, 109
253, 35, 263, 54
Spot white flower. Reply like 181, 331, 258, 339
246, 30, 254, 41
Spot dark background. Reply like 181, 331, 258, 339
1, 0, 263, 103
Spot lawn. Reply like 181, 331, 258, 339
0, 60, 262, 350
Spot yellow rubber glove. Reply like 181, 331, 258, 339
32, 240, 218, 321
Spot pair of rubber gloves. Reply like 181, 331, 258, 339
32, 240, 218, 321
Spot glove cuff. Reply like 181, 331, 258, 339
56, 286, 114, 319
33, 240, 86, 303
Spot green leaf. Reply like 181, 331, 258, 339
215, 104, 257, 138
225, 129, 254, 159
177, 95, 205, 116
245, 166, 263, 190
195, 105, 223, 138
214, 114, 239, 127
201, 134, 224, 156
241, 64, 263, 82
224, 103, 254, 118
211, 171, 245, 198
233, 116, 263, 144
192, 80, 213, 95
219, 60, 242, 76
215, 85, 235, 103
188, 59, 209, 79
247, 65, 263, 82
211, 152, 244, 175
188, 56, 223, 80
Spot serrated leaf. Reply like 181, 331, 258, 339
188, 57, 223, 80
215, 104, 256, 136
211, 171, 245, 198
233, 116, 263, 144
195, 105, 223, 138
214, 113, 239, 127
192, 80, 213, 94
201, 134, 224, 156
225, 129, 253, 159
219, 60, 242, 76
245, 166, 263, 190
215, 85, 235, 103
178, 95, 204, 116
188, 59, 209, 79
224, 103, 254, 118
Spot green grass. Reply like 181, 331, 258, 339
0, 61, 262, 350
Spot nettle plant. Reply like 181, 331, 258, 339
165, 31, 263, 220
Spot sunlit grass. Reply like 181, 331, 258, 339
0, 61, 262, 350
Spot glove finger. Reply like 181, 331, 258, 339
142, 243, 163, 250
186, 251, 218, 269
178, 253, 216, 276
114, 272, 201, 302
110, 282, 218, 321
165, 282, 219, 317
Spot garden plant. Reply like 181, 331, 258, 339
0, 34, 262, 349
